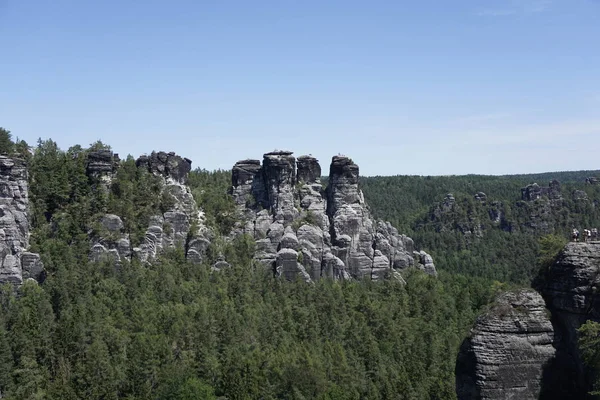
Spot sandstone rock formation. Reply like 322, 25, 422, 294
134, 152, 209, 263
231, 151, 435, 282
90, 214, 132, 264
86, 149, 119, 177
136, 151, 192, 184
430, 193, 486, 238
0, 156, 44, 284
455, 289, 556, 400
89, 151, 209, 265
540, 242, 600, 397
521, 180, 562, 202
456, 242, 600, 399
517, 180, 565, 234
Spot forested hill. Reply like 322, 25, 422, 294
360, 171, 600, 283
0, 127, 597, 399
0, 133, 495, 399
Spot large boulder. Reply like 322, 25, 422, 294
456, 289, 556, 400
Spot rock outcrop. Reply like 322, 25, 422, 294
456, 242, 600, 399
136, 151, 192, 184
0, 156, 44, 284
86, 149, 119, 177
90, 151, 210, 265
456, 289, 556, 400
231, 151, 434, 282
90, 214, 132, 264
134, 152, 209, 263
540, 242, 600, 397
521, 180, 562, 202
516, 180, 565, 234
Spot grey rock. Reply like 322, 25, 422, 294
586, 177, 599, 185
229, 151, 435, 281
267, 221, 285, 243
102, 214, 124, 232
86, 149, 118, 176
297, 155, 321, 183
521, 180, 562, 202
0, 156, 44, 285
540, 242, 600, 396
456, 289, 556, 400
371, 250, 390, 280
90, 151, 209, 266
275, 248, 311, 282
262, 151, 298, 224
280, 230, 299, 250
415, 251, 437, 276
0, 254, 22, 284
136, 151, 192, 184
474, 192, 487, 203
212, 254, 231, 271
21, 252, 45, 281
572, 189, 588, 201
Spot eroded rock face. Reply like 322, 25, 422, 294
456, 289, 556, 400
230, 151, 434, 282
136, 151, 192, 184
134, 152, 208, 263
89, 214, 131, 264
540, 242, 600, 397
0, 156, 44, 284
91, 151, 209, 265
86, 150, 119, 176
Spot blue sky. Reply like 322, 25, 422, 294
1, 0, 598, 176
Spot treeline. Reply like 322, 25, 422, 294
0, 253, 496, 399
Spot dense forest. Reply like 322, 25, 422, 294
0, 128, 598, 398
361, 172, 600, 284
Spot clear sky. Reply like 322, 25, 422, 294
1, 0, 599, 176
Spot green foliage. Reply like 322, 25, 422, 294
187, 168, 237, 235
0, 127, 15, 155
4, 138, 563, 398
361, 172, 600, 284
292, 211, 320, 231
107, 155, 164, 246
0, 156, 498, 398
579, 321, 600, 395
537, 234, 568, 269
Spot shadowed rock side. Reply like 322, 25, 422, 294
136, 151, 192, 184
231, 151, 435, 282
455, 289, 556, 400
0, 156, 44, 284
90, 151, 210, 265
540, 242, 600, 397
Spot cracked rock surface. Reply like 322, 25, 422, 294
456, 289, 556, 400
0, 156, 44, 285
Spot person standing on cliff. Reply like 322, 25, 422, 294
573, 228, 580, 242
